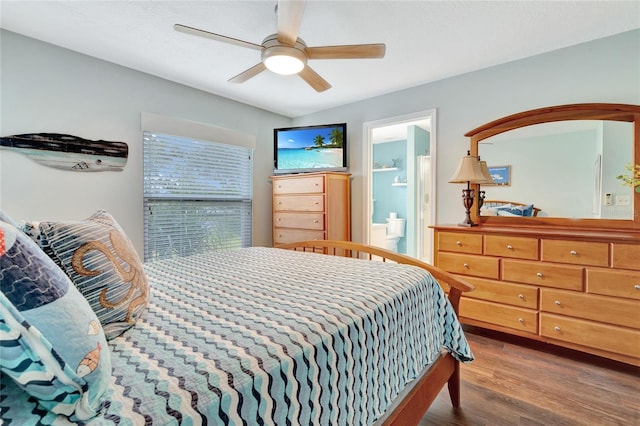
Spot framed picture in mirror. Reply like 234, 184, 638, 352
486, 165, 511, 186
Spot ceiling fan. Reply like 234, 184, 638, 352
174, 0, 385, 92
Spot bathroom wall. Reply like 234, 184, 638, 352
372, 139, 407, 252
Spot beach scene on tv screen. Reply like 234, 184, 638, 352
277, 126, 344, 169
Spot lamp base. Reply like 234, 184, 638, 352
457, 222, 478, 227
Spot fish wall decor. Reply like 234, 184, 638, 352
1, 133, 128, 171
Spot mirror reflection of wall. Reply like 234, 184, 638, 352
478, 121, 633, 220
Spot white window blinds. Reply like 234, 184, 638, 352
143, 131, 253, 261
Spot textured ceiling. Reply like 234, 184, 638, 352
1, 1, 639, 118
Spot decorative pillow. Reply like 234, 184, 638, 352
36, 210, 149, 339
0, 220, 111, 421
480, 207, 498, 216
496, 209, 520, 217
19, 220, 41, 243
0, 209, 20, 228
496, 204, 535, 217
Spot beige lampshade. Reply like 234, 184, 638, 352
477, 159, 494, 184
449, 152, 494, 184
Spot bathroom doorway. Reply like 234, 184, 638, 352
363, 110, 436, 263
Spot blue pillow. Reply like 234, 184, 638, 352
496, 204, 534, 217
0, 209, 20, 228
0, 220, 111, 421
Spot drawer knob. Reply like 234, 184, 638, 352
463, 263, 469, 269
570, 250, 577, 256
536, 272, 543, 278
518, 294, 524, 300
554, 300, 561, 306
518, 318, 524, 324
456, 241, 462, 246
554, 326, 561, 332
634, 285, 640, 290
314, 220, 319, 223
507, 245, 513, 250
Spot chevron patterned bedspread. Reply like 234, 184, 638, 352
0, 247, 473, 425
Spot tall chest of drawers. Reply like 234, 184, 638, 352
271, 172, 351, 246
433, 225, 640, 366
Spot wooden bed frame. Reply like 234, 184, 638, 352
277, 240, 475, 425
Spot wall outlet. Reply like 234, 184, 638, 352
615, 194, 631, 206
604, 193, 613, 206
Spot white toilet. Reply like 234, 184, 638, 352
385, 217, 406, 252
371, 215, 406, 252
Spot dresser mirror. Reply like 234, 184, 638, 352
478, 120, 633, 219
466, 103, 640, 230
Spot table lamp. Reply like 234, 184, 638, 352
449, 151, 494, 226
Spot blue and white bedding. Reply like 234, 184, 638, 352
0, 247, 473, 425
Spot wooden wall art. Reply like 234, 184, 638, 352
0, 133, 128, 171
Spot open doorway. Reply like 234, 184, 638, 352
363, 110, 436, 263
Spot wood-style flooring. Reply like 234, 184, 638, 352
420, 326, 640, 426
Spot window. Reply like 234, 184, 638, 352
143, 131, 253, 261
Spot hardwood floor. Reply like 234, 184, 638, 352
420, 326, 640, 426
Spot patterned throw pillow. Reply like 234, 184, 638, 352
37, 210, 149, 339
496, 204, 535, 217
0, 220, 112, 421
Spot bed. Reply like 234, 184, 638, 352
481, 200, 541, 217
0, 231, 474, 425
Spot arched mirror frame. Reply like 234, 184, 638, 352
467, 103, 640, 230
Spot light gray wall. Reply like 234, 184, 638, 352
293, 29, 640, 242
2, 29, 638, 254
0, 30, 290, 255
480, 129, 598, 217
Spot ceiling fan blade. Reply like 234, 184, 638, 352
298, 66, 331, 92
229, 63, 267, 83
277, 0, 307, 46
174, 24, 262, 51
306, 44, 386, 59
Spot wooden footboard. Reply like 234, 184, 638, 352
277, 240, 475, 424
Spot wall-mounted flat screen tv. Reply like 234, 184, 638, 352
273, 123, 347, 175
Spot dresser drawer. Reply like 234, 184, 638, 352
541, 239, 609, 267
484, 235, 539, 260
587, 268, 640, 300
612, 243, 640, 271
273, 212, 324, 230
437, 252, 499, 279
541, 289, 639, 329
462, 276, 538, 309
541, 313, 640, 359
274, 195, 324, 212
274, 228, 325, 245
273, 175, 324, 194
502, 259, 583, 290
437, 232, 483, 254
460, 298, 538, 334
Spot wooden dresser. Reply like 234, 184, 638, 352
433, 225, 640, 365
271, 172, 351, 246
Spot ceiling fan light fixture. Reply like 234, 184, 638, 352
262, 45, 306, 75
